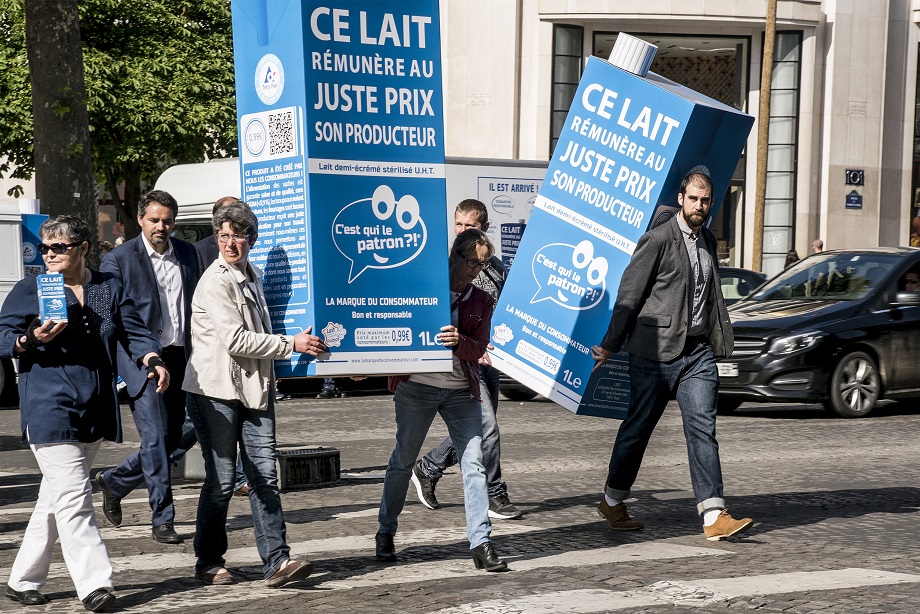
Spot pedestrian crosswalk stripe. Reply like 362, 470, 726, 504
429, 568, 920, 613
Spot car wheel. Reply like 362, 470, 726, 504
501, 386, 538, 402
717, 397, 742, 414
825, 351, 880, 418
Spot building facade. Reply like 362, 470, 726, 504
442, 0, 919, 276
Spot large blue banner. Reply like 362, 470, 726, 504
232, 0, 451, 376
491, 57, 753, 417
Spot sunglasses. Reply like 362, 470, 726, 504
38, 242, 82, 255
465, 258, 491, 270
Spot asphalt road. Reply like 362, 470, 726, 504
3, 392, 920, 613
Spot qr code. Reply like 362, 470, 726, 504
268, 110, 295, 156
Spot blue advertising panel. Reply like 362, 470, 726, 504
21, 214, 47, 277
490, 57, 753, 418
231, 0, 450, 376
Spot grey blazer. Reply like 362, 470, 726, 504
599, 215, 733, 361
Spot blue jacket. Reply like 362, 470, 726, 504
101, 236, 199, 398
0, 271, 160, 443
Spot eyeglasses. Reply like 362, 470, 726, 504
465, 258, 491, 270
217, 233, 250, 244
38, 242, 81, 255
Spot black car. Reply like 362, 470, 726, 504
719, 267, 767, 305
717, 248, 920, 417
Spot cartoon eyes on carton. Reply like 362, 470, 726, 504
372, 185, 420, 230
572, 240, 608, 286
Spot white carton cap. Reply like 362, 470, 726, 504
18, 198, 39, 215
608, 33, 657, 77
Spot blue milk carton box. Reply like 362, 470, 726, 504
490, 45, 754, 419
230, 0, 451, 377
36, 273, 68, 323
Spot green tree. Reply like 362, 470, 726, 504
0, 0, 238, 238
24, 0, 97, 246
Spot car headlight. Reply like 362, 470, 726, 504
767, 331, 826, 356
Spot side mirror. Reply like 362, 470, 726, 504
894, 291, 920, 306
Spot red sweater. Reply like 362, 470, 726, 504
388, 284, 495, 400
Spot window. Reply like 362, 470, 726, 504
551, 25, 583, 153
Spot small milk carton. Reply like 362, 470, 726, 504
36, 273, 68, 323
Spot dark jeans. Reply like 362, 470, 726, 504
170, 414, 247, 491
106, 345, 186, 527
605, 341, 725, 516
418, 365, 507, 498
187, 393, 290, 579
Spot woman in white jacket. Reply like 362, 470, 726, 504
182, 201, 326, 587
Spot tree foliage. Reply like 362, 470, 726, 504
0, 0, 238, 237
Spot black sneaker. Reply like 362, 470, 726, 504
488, 493, 522, 519
316, 387, 341, 399
410, 461, 439, 509
375, 531, 397, 561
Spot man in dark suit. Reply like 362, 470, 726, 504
193, 196, 239, 273
96, 190, 199, 544
591, 167, 753, 541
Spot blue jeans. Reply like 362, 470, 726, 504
378, 380, 492, 549
419, 365, 507, 498
170, 413, 247, 491
187, 393, 290, 579
605, 341, 725, 516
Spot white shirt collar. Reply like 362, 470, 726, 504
140, 232, 174, 257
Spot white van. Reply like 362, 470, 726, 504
0, 202, 25, 405
156, 156, 548, 256
155, 156, 549, 399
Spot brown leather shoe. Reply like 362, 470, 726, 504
597, 499, 643, 530
195, 566, 236, 585
233, 484, 249, 497
703, 509, 753, 541
265, 559, 314, 588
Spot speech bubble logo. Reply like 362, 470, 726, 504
332, 185, 428, 283
492, 322, 514, 346
530, 240, 608, 310
490, 195, 514, 217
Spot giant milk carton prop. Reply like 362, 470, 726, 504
231, 0, 451, 376
490, 36, 754, 418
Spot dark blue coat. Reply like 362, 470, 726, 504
0, 271, 160, 443
101, 236, 199, 398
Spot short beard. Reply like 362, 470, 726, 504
680, 209, 707, 229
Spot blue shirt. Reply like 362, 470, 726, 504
0, 270, 160, 444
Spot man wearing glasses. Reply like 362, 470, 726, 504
411, 199, 523, 520
96, 190, 199, 545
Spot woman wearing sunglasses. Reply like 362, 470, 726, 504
0, 215, 165, 611
375, 228, 507, 571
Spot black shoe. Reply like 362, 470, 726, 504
316, 387, 342, 399
410, 460, 439, 509
488, 493, 523, 520
5, 584, 49, 605
81, 588, 115, 612
95, 471, 121, 527
470, 541, 508, 572
152, 523, 183, 544
375, 531, 397, 562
